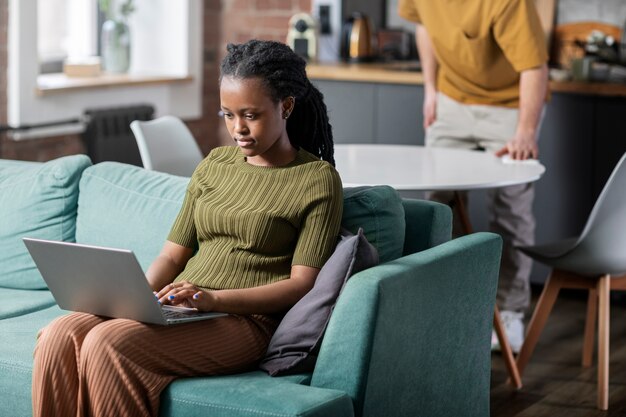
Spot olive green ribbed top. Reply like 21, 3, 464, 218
168, 146, 343, 290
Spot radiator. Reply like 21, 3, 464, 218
82, 104, 154, 166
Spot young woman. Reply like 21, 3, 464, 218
32, 39, 343, 417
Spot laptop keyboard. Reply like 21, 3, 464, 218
161, 307, 197, 320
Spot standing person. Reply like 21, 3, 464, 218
31, 39, 343, 417
398, 0, 549, 353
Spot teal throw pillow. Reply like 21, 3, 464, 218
342, 186, 405, 263
0, 155, 92, 289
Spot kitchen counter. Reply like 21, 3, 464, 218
306, 61, 626, 98
307, 61, 424, 85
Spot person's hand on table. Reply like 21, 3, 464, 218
495, 130, 538, 160
155, 281, 216, 312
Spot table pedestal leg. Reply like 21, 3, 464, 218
454, 191, 522, 389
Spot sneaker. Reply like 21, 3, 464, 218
491, 310, 524, 354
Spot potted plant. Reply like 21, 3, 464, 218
99, 0, 136, 73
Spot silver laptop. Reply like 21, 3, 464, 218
23, 237, 227, 325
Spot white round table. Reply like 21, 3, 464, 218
334, 144, 546, 389
334, 144, 545, 191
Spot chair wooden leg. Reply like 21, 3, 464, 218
516, 271, 563, 376
597, 274, 610, 410
582, 289, 597, 367
494, 307, 522, 388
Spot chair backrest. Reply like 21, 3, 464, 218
130, 116, 203, 177
574, 152, 626, 274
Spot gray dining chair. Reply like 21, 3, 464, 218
130, 116, 204, 177
515, 152, 626, 411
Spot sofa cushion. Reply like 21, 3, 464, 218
160, 371, 353, 417
0, 288, 56, 320
342, 186, 405, 263
0, 155, 92, 289
0, 305, 66, 417
75, 162, 189, 270
260, 228, 379, 376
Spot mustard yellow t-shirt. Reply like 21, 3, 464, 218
398, 0, 548, 107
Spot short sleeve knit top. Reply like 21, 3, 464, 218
167, 146, 343, 290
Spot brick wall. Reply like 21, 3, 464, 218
209, 0, 312, 146
0, 0, 311, 161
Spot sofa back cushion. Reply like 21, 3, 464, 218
342, 186, 405, 264
76, 163, 406, 274
0, 155, 92, 289
75, 162, 189, 270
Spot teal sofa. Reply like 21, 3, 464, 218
0, 154, 502, 417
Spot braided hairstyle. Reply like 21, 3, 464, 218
220, 39, 335, 166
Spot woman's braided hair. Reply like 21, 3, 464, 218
220, 39, 335, 166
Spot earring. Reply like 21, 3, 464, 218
283, 96, 295, 119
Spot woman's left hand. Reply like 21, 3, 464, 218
155, 281, 216, 312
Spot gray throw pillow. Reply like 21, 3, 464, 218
259, 228, 379, 376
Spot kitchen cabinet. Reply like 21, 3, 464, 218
594, 97, 626, 198
313, 80, 424, 145
375, 84, 424, 145
315, 81, 376, 143
313, 75, 626, 284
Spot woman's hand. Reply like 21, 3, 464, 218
155, 281, 216, 312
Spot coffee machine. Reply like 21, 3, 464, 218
287, 13, 318, 60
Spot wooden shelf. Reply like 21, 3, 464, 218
36, 73, 193, 96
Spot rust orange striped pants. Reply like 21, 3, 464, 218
32, 312, 278, 417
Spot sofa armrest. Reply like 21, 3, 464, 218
401, 198, 452, 255
311, 232, 502, 417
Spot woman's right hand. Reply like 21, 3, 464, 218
155, 281, 217, 312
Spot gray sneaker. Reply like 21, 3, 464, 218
491, 310, 524, 354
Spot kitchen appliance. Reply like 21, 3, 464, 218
340, 12, 375, 62
377, 28, 415, 61
286, 13, 317, 60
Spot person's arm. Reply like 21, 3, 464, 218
146, 241, 194, 292
415, 23, 438, 129
496, 63, 548, 160
155, 265, 319, 315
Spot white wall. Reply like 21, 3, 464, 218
8, 0, 203, 137
557, 0, 626, 27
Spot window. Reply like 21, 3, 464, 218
37, 0, 98, 73
9, 0, 202, 137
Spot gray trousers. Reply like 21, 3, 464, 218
426, 93, 535, 312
